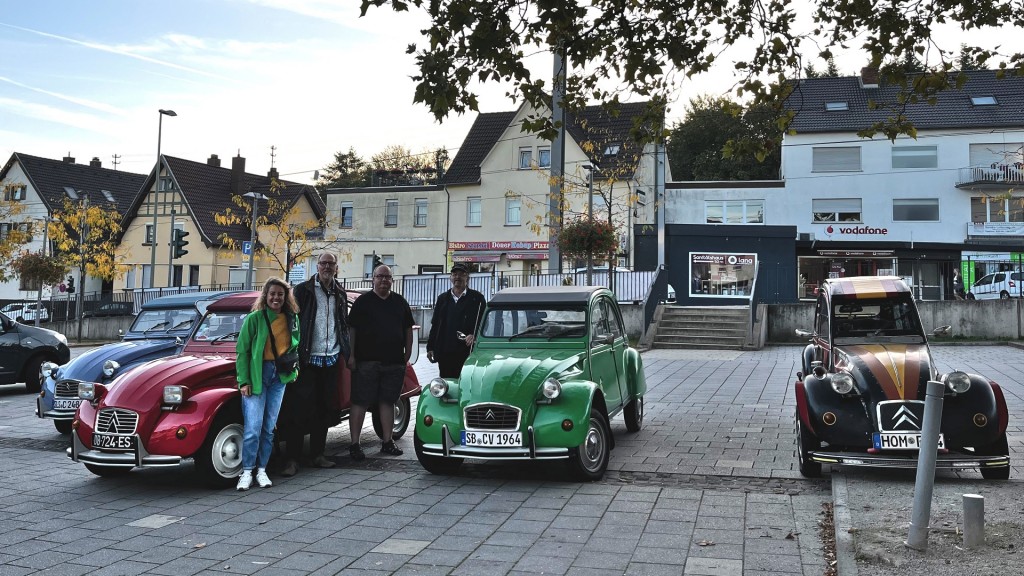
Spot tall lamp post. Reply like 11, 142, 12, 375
243, 191, 267, 290
583, 163, 599, 286
149, 109, 177, 288
33, 216, 51, 327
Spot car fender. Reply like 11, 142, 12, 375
938, 374, 1006, 447
147, 387, 241, 457
623, 347, 646, 398
532, 380, 599, 448
801, 373, 873, 447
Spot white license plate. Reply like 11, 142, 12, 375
53, 399, 82, 410
92, 433, 136, 450
872, 432, 946, 450
461, 431, 522, 447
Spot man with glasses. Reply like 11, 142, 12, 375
427, 263, 486, 378
346, 264, 414, 459
279, 252, 349, 476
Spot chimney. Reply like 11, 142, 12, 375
207, 154, 221, 167
859, 66, 880, 89
268, 167, 279, 180
63, 154, 75, 164
231, 154, 246, 195
90, 157, 102, 168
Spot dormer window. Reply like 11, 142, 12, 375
971, 96, 997, 106
603, 143, 621, 156
825, 101, 849, 111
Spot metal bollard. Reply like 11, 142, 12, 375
906, 380, 945, 551
963, 494, 985, 548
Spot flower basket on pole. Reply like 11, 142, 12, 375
557, 218, 617, 262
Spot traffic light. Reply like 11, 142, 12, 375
372, 254, 383, 271
66, 275, 75, 294
172, 229, 190, 259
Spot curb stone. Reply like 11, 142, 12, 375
832, 471, 859, 576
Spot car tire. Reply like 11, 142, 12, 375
568, 409, 610, 481
977, 434, 1010, 480
796, 410, 822, 478
1000, 291, 1011, 300
414, 432, 462, 475
15, 316, 24, 323
624, 396, 644, 432
54, 420, 73, 435
372, 397, 412, 440
195, 406, 244, 488
21, 355, 45, 394
84, 463, 132, 477
967, 293, 976, 300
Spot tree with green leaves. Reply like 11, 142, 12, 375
360, 0, 1023, 151
315, 147, 371, 193
667, 96, 782, 181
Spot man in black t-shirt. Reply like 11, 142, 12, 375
347, 264, 414, 460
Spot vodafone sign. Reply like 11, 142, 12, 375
822, 224, 888, 237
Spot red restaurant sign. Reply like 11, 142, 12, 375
448, 241, 549, 251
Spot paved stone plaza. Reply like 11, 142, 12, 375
0, 344, 1018, 575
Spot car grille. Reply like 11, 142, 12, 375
464, 403, 520, 431
55, 380, 80, 399
95, 408, 139, 435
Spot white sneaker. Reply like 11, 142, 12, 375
255, 468, 272, 488
236, 470, 253, 491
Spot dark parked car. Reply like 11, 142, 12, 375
37, 291, 236, 434
83, 301, 134, 318
0, 311, 69, 392
794, 276, 1010, 479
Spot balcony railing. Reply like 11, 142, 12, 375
956, 164, 1024, 188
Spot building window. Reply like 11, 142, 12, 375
538, 148, 551, 168
518, 148, 533, 169
158, 177, 175, 191
364, 254, 394, 278
971, 197, 1024, 223
385, 199, 398, 227
705, 200, 764, 224
414, 198, 428, 227
16, 222, 32, 242
893, 198, 939, 222
892, 146, 938, 169
812, 198, 862, 222
188, 265, 200, 286
3, 185, 26, 201
0, 223, 10, 241
971, 96, 998, 106
603, 143, 621, 156
339, 201, 353, 228
172, 265, 183, 287
812, 147, 861, 172
467, 197, 482, 226
824, 101, 849, 111
505, 197, 521, 226
145, 223, 155, 244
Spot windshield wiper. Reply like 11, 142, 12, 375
508, 325, 548, 341
144, 321, 170, 334
209, 331, 240, 344
170, 319, 194, 330
546, 325, 585, 340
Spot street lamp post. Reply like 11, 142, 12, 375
34, 216, 50, 327
149, 109, 177, 288
583, 163, 599, 286
243, 191, 267, 290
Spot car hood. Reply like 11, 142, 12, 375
834, 343, 936, 402
101, 354, 237, 409
457, 347, 585, 408
55, 339, 179, 382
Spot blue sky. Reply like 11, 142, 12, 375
1, 1, 1014, 183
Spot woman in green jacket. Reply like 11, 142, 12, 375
235, 277, 300, 491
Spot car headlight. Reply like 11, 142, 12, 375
830, 373, 855, 395
102, 360, 120, 378
55, 333, 68, 346
163, 385, 186, 405
542, 377, 561, 399
40, 361, 59, 379
945, 371, 971, 394
428, 378, 448, 398
79, 382, 96, 401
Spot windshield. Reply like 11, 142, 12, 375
193, 311, 249, 343
128, 308, 199, 335
831, 296, 925, 342
481, 306, 587, 340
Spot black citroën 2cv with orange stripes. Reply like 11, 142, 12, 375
794, 276, 1010, 479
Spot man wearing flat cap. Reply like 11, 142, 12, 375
427, 263, 486, 378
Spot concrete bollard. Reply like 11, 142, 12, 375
963, 493, 985, 548
906, 380, 946, 551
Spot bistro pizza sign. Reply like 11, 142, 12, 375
448, 241, 550, 251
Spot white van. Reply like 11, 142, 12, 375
967, 271, 1024, 300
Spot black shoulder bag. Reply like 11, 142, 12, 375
263, 310, 299, 373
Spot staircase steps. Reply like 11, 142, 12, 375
651, 306, 751, 350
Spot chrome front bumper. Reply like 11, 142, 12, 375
809, 450, 1010, 470
67, 432, 181, 468
418, 424, 571, 461
36, 395, 76, 421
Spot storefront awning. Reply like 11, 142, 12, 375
506, 251, 548, 260
452, 251, 502, 262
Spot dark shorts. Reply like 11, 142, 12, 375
352, 361, 405, 407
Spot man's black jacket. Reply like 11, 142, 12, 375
427, 288, 486, 357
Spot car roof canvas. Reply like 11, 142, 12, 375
825, 276, 910, 299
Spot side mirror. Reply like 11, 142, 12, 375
408, 325, 420, 365
932, 325, 952, 337
795, 328, 813, 338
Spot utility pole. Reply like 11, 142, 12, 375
547, 47, 566, 273
76, 194, 88, 342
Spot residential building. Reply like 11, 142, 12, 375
648, 68, 1024, 304
325, 100, 666, 282
0, 153, 146, 301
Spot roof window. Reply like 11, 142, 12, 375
603, 143, 621, 156
63, 186, 79, 200
101, 190, 115, 203
825, 101, 849, 111
970, 96, 998, 106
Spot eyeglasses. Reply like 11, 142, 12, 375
318, 261, 337, 267
374, 274, 393, 280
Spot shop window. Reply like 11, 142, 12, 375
892, 146, 937, 169
689, 252, 757, 298
812, 198, 861, 222
892, 198, 939, 222
812, 147, 861, 172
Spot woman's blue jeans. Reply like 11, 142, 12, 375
241, 361, 286, 470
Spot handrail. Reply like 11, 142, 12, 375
747, 260, 760, 346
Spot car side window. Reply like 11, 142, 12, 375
603, 300, 623, 340
815, 295, 829, 336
